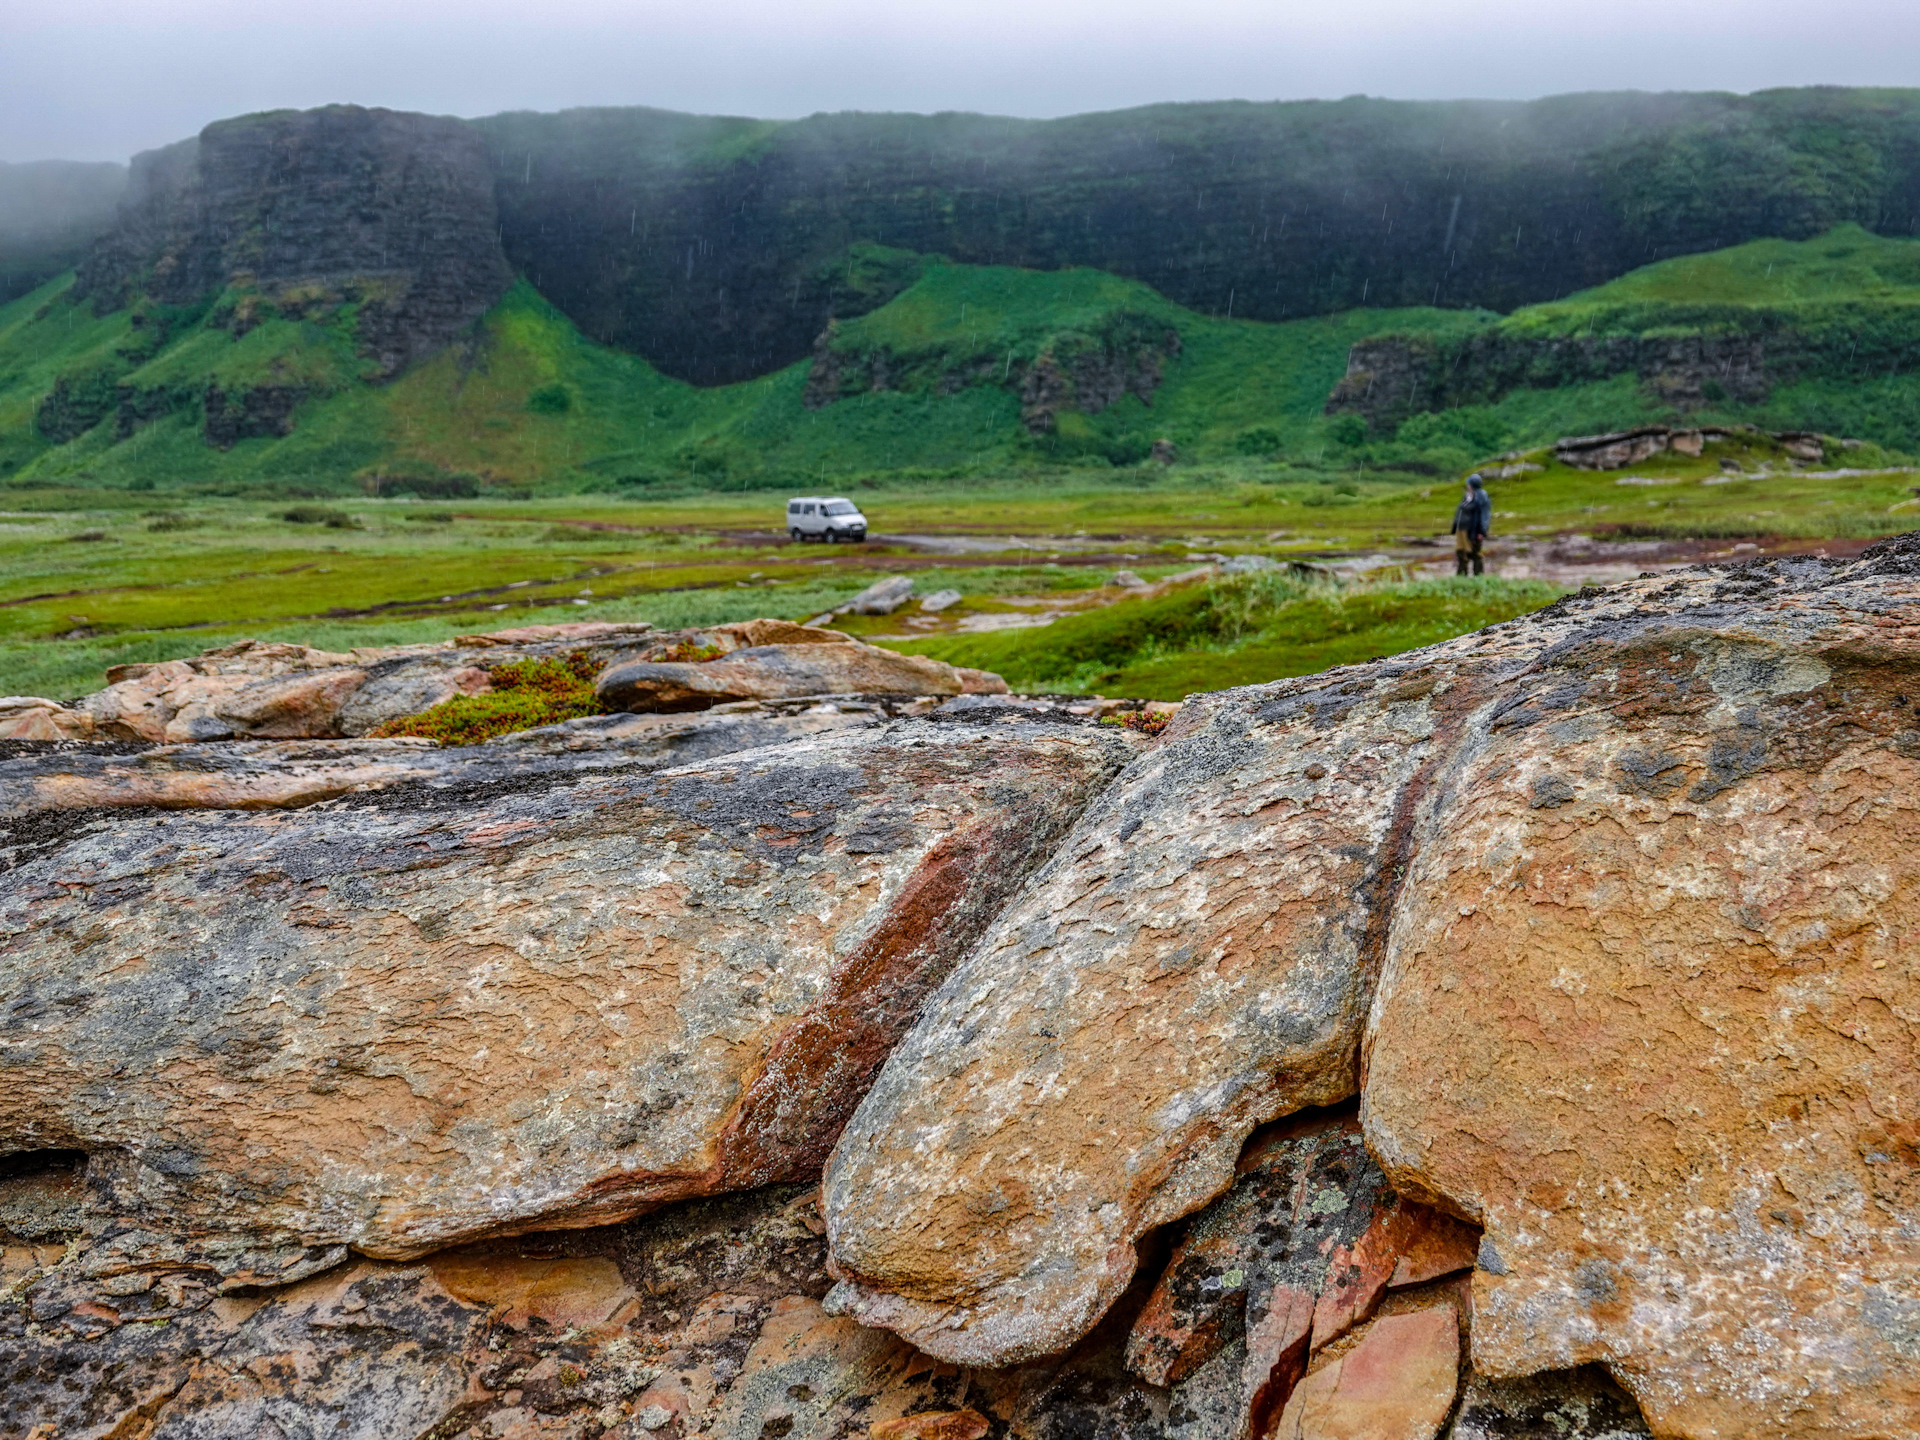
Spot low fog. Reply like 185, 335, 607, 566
9, 0, 1920, 162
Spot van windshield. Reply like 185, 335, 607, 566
824, 502, 860, 516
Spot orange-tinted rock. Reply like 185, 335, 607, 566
870, 1409, 992, 1440
428, 1254, 634, 1331
1271, 1302, 1460, 1440
0, 719, 1138, 1256
1365, 549, 1920, 1438
1387, 1212, 1479, 1290
597, 642, 984, 712
0, 699, 92, 741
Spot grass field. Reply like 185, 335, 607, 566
6, 419, 1915, 700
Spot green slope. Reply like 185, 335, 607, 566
0, 262, 1489, 495
1357, 225, 1920, 458
9, 227, 1920, 501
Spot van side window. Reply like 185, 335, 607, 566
804, 504, 816, 514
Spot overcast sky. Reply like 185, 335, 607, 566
9, 0, 1920, 164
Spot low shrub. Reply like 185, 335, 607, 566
370, 651, 608, 744
281, 505, 360, 528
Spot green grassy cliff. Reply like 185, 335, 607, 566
5, 226, 1920, 500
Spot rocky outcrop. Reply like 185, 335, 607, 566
75, 105, 513, 379
801, 313, 1179, 437
0, 718, 1140, 1259
0, 703, 892, 818
597, 642, 1003, 713
8, 543, 1920, 1435
21, 620, 1003, 745
823, 540, 1920, 1434
822, 635, 1438, 1365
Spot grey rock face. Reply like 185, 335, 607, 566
77, 105, 512, 377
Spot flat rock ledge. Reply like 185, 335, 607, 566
5, 540, 1920, 1438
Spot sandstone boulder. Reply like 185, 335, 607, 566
1363, 549, 1920, 1438
0, 698, 92, 741
597, 641, 1000, 713
0, 718, 1139, 1257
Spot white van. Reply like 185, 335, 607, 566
786, 496, 868, 543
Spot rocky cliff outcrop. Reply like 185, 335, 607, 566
6, 543, 1920, 1437
75, 105, 512, 379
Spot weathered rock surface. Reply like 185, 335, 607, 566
823, 537, 1920, 1435
61, 624, 658, 742
0, 700, 898, 819
1363, 547, 1920, 1438
5, 1110, 1561, 1440
597, 639, 1002, 713
1447, 1367, 1653, 1440
822, 629, 1443, 1364
0, 718, 1139, 1258
38, 621, 1007, 743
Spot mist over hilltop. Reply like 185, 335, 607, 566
54, 88, 1920, 385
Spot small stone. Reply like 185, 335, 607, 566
1271, 1303, 1459, 1440
919, 590, 963, 612
637, 1405, 675, 1431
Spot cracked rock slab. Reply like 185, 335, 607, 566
0, 719, 1138, 1257
821, 651, 1445, 1365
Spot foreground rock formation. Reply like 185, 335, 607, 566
3, 619, 999, 745
2, 718, 1136, 1256
6, 542, 1920, 1437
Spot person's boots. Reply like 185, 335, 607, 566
1456, 553, 1470, 576
1473, 554, 1485, 576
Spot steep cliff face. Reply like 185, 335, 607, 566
476, 88, 1920, 385
77, 106, 512, 378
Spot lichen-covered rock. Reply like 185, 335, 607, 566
596, 641, 998, 713
72, 625, 663, 742
822, 651, 1443, 1365
1122, 1109, 1480, 1439
0, 718, 1139, 1257
1363, 549, 1920, 1438
1446, 1367, 1653, 1440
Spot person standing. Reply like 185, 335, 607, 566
1451, 475, 1492, 576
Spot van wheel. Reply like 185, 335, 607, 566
790, 528, 803, 542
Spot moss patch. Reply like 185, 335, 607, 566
371, 651, 607, 744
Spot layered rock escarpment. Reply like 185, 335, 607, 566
75, 104, 513, 378
6, 543, 1920, 1437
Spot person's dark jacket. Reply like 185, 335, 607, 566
1451, 484, 1493, 540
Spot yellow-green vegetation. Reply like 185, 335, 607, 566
1367, 226, 1920, 457
371, 652, 605, 744
891, 572, 1564, 700
4, 428, 1916, 699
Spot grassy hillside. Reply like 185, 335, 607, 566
1348, 225, 1920, 456
0, 264, 1489, 495
9, 227, 1920, 504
